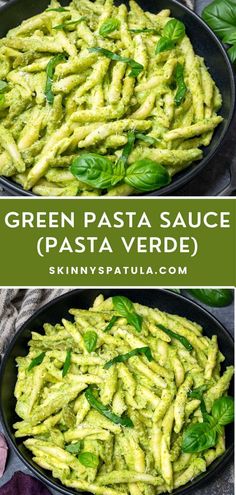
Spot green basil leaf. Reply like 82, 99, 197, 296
202, 0, 236, 40
83, 330, 98, 353
65, 441, 83, 454
45, 54, 67, 104
104, 346, 153, 369
129, 28, 159, 34
163, 19, 186, 41
188, 385, 208, 400
112, 295, 134, 315
0, 81, 8, 93
125, 159, 170, 192
85, 386, 134, 427
70, 153, 124, 189
62, 348, 72, 377
46, 7, 70, 12
53, 16, 86, 30
115, 132, 136, 173
157, 324, 193, 351
211, 396, 234, 425
187, 289, 234, 307
99, 18, 120, 37
103, 315, 119, 332
88, 47, 143, 77
78, 451, 99, 468
228, 43, 236, 62
28, 352, 46, 371
174, 63, 187, 106
155, 37, 175, 54
182, 422, 217, 453
126, 312, 143, 333
135, 133, 159, 145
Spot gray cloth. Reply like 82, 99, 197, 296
0, 289, 69, 354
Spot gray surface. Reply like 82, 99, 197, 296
0, 292, 234, 494
0, 0, 235, 197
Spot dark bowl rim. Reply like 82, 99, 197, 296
0, 288, 234, 495
0, 0, 235, 196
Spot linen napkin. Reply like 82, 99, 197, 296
0, 472, 51, 495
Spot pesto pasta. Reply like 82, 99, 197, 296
0, 0, 223, 195
14, 294, 234, 494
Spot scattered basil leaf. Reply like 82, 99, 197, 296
112, 295, 143, 333
104, 346, 153, 369
99, 18, 120, 37
129, 28, 159, 34
53, 16, 86, 30
65, 441, 83, 455
78, 451, 99, 468
135, 133, 159, 145
174, 63, 187, 106
88, 47, 143, 77
45, 54, 66, 104
156, 37, 175, 54
202, 0, 236, 63
0, 81, 8, 93
46, 7, 69, 12
115, 131, 136, 173
28, 352, 46, 371
103, 315, 119, 332
187, 289, 234, 307
70, 153, 124, 189
163, 19, 186, 41
62, 348, 72, 377
188, 385, 208, 400
157, 324, 193, 351
83, 330, 98, 353
182, 422, 217, 453
85, 386, 134, 427
211, 396, 234, 425
125, 159, 170, 192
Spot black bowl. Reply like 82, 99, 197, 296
0, 0, 235, 196
0, 289, 234, 495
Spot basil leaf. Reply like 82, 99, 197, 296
155, 37, 175, 54
85, 386, 134, 427
103, 315, 119, 332
126, 312, 143, 333
202, 0, 236, 41
99, 18, 120, 37
62, 348, 72, 377
53, 17, 86, 30
46, 7, 69, 12
28, 352, 46, 371
88, 47, 143, 77
135, 133, 159, 145
78, 451, 99, 468
45, 54, 66, 104
211, 396, 234, 425
83, 331, 98, 353
104, 346, 153, 369
163, 19, 186, 41
129, 28, 159, 34
188, 385, 208, 400
70, 153, 124, 189
112, 295, 134, 315
174, 63, 187, 106
182, 422, 217, 453
115, 132, 136, 174
157, 324, 193, 351
0, 81, 8, 93
65, 441, 83, 454
187, 289, 234, 307
228, 43, 236, 62
125, 159, 170, 192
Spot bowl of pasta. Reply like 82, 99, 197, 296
0, 289, 234, 495
0, 0, 235, 196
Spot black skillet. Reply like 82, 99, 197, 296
0, 0, 235, 196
